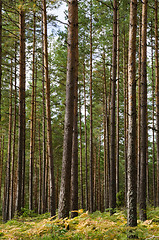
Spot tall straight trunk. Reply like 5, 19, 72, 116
38, 122, 42, 214
29, 11, 36, 211
109, 0, 117, 215
83, 62, 88, 211
89, 0, 94, 214
116, 8, 119, 195
56, 168, 59, 209
34, 67, 38, 212
9, 45, 17, 219
123, 32, 128, 205
16, 6, 25, 214
0, 0, 2, 124
137, 15, 142, 204
42, 0, 55, 216
139, 0, 148, 221
71, 46, 78, 218
127, 0, 137, 227
41, 11, 46, 214
93, 144, 97, 211
3, 62, 13, 222
79, 88, 84, 209
103, 53, 109, 209
0, 136, 2, 207
97, 139, 101, 211
151, 23, 156, 207
58, 0, 78, 219
155, 0, 159, 207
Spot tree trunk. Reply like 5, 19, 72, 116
16, 6, 25, 214
139, 0, 148, 221
38, 122, 42, 214
42, 0, 55, 216
9, 45, 17, 219
137, 15, 142, 204
116, 7, 119, 195
151, 22, 156, 207
71, 46, 78, 218
155, 0, 159, 207
123, 32, 128, 206
41, 8, 46, 213
29, 11, 36, 211
83, 62, 88, 211
109, 0, 117, 215
58, 0, 78, 219
79, 87, 84, 209
103, 53, 109, 209
3, 62, 13, 222
127, 0, 137, 227
89, 0, 94, 214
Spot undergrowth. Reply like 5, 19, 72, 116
0, 208, 159, 239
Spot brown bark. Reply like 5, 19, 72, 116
123, 32, 128, 205
42, 0, 55, 216
71, 47, 78, 218
38, 122, 42, 214
83, 62, 88, 211
109, 0, 117, 215
79, 88, 84, 209
3, 62, 13, 222
9, 45, 17, 219
29, 11, 36, 211
127, 0, 137, 227
137, 15, 142, 204
16, 6, 25, 214
116, 7, 119, 195
58, 0, 78, 219
41, 9, 46, 213
151, 22, 156, 208
139, 0, 148, 221
89, 0, 94, 214
103, 53, 109, 209
155, 0, 159, 207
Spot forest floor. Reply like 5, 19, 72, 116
0, 207, 159, 239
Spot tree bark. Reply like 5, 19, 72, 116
151, 22, 156, 208
29, 11, 36, 211
71, 45, 78, 218
139, 0, 148, 221
3, 61, 13, 222
127, 0, 137, 227
15, 6, 25, 214
79, 87, 84, 209
58, 0, 78, 219
42, 0, 55, 216
109, 0, 117, 215
89, 0, 94, 214
155, 0, 159, 207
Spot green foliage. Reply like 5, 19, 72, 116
1, 208, 159, 239
116, 191, 125, 208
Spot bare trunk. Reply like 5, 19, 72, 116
155, 0, 159, 207
109, 0, 117, 215
3, 62, 13, 222
58, 0, 78, 219
89, 0, 94, 213
71, 50, 78, 218
79, 88, 84, 209
83, 62, 88, 211
116, 8, 119, 195
42, 0, 55, 216
127, 0, 137, 227
151, 22, 156, 207
16, 6, 25, 214
29, 12, 36, 211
